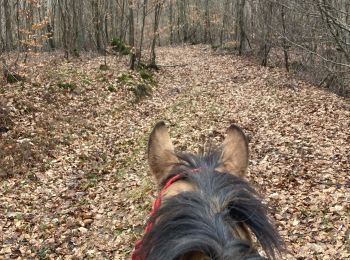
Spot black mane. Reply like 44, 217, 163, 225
139, 150, 284, 260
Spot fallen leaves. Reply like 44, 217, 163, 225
0, 46, 349, 259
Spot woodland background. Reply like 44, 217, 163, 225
0, 0, 349, 259
0, 0, 349, 95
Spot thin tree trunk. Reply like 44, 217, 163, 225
261, 1, 272, 66
281, 5, 289, 72
16, 0, 21, 52
204, 0, 211, 44
104, 3, 109, 44
72, 0, 79, 54
128, 0, 135, 70
77, 0, 85, 49
220, 0, 230, 46
58, 0, 68, 59
169, 0, 174, 44
119, 0, 126, 41
104, 11, 108, 66
179, 0, 188, 42
137, 0, 148, 65
4, 0, 13, 50
0, 1, 4, 51
47, 0, 56, 50
237, 0, 246, 55
92, 0, 102, 52
176, 0, 181, 42
150, 1, 162, 67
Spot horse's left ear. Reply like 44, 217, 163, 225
148, 121, 178, 184
218, 124, 249, 177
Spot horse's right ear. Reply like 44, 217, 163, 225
148, 122, 178, 184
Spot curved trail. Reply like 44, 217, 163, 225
1, 46, 349, 259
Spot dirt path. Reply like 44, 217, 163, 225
1, 46, 349, 259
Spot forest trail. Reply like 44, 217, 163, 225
1, 46, 349, 259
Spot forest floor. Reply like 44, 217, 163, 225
0, 45, 349, 259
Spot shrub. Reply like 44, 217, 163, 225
131, 84, 152, 102
107, 85, 116, 92
118, 73, 133, 83
111, 37, 130, 55
5, 72, 25, 83
139, 69, 152, 81
99, 64, 109, 71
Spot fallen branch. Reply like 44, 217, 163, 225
157, 63, 189, 68
1, 57, 25, 83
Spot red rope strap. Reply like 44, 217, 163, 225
132, 169, 199, 260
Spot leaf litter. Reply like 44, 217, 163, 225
0, 46, 349, 259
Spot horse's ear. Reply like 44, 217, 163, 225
148, 121, 178, 183
218, 124, 249, 177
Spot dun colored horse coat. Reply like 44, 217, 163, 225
133, 122, 283, 260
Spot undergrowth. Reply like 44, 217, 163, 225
117, 68, 156, 102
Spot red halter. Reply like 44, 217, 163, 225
132, 169, 199, 260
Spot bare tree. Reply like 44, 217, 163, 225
204, 0, 211, 44
236, 0, 247, 55
4, 0, 13, 50
0, 0, 4, 51
220, 0, 230, 46
0, 0, 348, 95
137, 0, 148, 65
281, 5, 289, 71
169, 0, 174, 44
150, 0, 163, 67
128, 0, 136, 69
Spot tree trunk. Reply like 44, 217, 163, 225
260, 1, 272, 66
77, 0, 85, 50
92, 0, 102, 52
47, 0, 56, 50
16, 0, 21, 52
281, 5, 289, 72
150, 1, 162, 67
128, 0, 135, 70
137, 0, 148, 65
4, 0, 13, 50
220, 0, 230, 46
204, 0, 211, 44
169, 0, 174, 44
72, 0, 79, 54
58, 0, 68, 59
179, 0, 188, 42
0, 1, 4, 51
119, 0, 127, 41
237, 0, 247, 55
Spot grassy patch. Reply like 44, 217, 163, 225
114, 170, 127, 181
82, 79, 92, 86
117, 69, 156, 101
57, 81, 76, 91
130, 84, 152, 102
37, 247, 49, 260
96, 73, 108, 82
139, 69, 153, 81
82, 172, 103, 189
118, 72, 133, 83
6, 72, 25, 83
107, 85, 116, 92
128, 178, 153, 201
79, 198, 89, 206
99, 64, 109, 71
